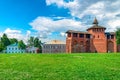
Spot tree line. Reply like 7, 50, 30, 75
116, 28, 120, 44
0, 33, 42, 52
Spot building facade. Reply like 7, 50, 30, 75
6, 43, 25, 53
26, 46, 39, 53
42, 40, 66, 53
66, 18, 116, 53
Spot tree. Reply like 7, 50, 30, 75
10, 38, 18, 44
116, 28, 120, 44
0, 41, 5, 52
28, 36, 34, 46
34, 37, 42, 52
27, 36, 42, 53
1, 33, 11, 48
34, 37, 39, 47
18, 40, 26, 49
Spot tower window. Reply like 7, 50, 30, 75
86, 34, 90, 38
68, 33, 71, 37
107, 35, 110, 39
73, 33, 78, 37
98, 35, 99, 38
79, 34, 84, 38
111, 35, 114, 39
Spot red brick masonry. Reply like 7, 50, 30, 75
66, 18, 116, 53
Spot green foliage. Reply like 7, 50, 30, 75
34, 37, 39, 47
28, 36, 42, 52
10, 38, 18, 44
0, 41, 5, 52
0, 33, 11, 51
0, 54, 120, 79
18, 40, 26, 49
28, 36, 34, 46
34, 37, 42, 51
1, 33, 11, 47
116, 28, 120, 44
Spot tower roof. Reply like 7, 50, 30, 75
87, 18, 106, 31
93, 17, 98, 24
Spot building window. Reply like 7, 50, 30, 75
79, 34, 84, 38
73, 33, 77, 37
107, 35, 110, 39
86, 34, 90, 38
111, 35, 114, 39
68, 33, 71, 37
98, 35, 99, 38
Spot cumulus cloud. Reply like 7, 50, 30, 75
28, 0, 120, 42
4, 28, 21, 34
45, 0, 120, 31
26, 30, 31, 37
0, 28, 30, 44
46, 0, 80, 16
107, 20, 120, 31
60, 32, 67, 37
0, 32, 3, 37
4, 28, 23, 39
29, 16, 87, 39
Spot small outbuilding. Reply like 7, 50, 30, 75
26, 46, 39, 53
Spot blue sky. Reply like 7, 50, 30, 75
0, 0, 120, 43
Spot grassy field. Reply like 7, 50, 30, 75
0, 53, 120, 80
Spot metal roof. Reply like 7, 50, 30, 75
45, 40, 66, 44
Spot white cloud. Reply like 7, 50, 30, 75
0, 28, 30, 44
46, 0, 80, 16
60, 32, 66, 37
4, 28, 21, 34
45, 0, 120, 32
46, 0, 65, 7
107, 19, 120, 31
26, 30, 31, 37
4, 28, 23, 40
29, 16, 87, 40
0, 32, 3, 37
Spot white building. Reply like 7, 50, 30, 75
6, 43, 25, 53
26, 46, 39, 53
42, 40, 66, 53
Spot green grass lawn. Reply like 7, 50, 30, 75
0, 53, 120, 80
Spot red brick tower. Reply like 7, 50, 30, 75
87, 18, 107, 53
106, 32, 117, 53
66, 18, 117, 53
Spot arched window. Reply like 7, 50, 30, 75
73, 33, 78, 37
98, 35, 99, 38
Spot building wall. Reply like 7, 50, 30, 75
66, 30, 116, 53
107, 37, 117, 53
117, 44, 120, 52
42, 44, 66, 53
26, 46, 38, 53
66, 33, 90, 53
6, 46, 25, 53
87, 29, 107, 53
